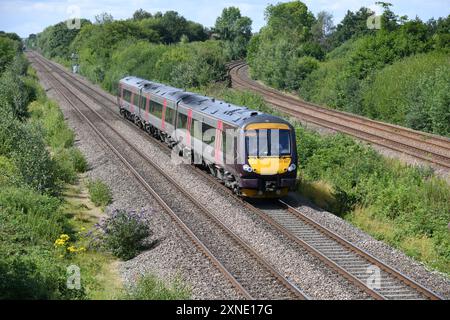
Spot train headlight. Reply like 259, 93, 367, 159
243, 164, 253, 173
287, 163, 297, 172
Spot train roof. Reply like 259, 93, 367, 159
119, 76, 289, 127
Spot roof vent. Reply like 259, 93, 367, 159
250, 111, 259, 116
212, 98, 215, 102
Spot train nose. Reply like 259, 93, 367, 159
247, 156, 292, 175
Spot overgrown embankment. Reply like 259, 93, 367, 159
0, 46, 91, 298
0, 36, 190, 299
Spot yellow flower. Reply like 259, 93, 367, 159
80, 227, 86, 231
54, 238, 66, 247
60, 234, 70, 241
67, 246, 77, 253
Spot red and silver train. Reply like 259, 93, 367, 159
117, 76, 298, 198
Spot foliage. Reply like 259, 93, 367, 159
99, 40, 227, 93
328, 7, 375, 49
0, 35, 20, 73
248, 1, 322, 90
248, 2, 450, 136
0, 55, 37, 119
36, 20, 91, 58
361, 52, 449, 135
124, 273, 191, 300
0, 45, 94, 299
90, 209, 152, 260
0, 186, 86, 299
132, 9, 153, 21
87, 179, 112, 207
214, 7, 252, 59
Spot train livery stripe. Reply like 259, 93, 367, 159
162, 99, 167, 130
186, 109, 192, 146
145, 96, 150, 122
215, 120, 223, 163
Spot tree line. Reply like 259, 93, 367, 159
247, 1, 450, 136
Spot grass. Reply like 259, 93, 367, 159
297, 180, 336, 211
87, 179, 112, 208
123, 273, 191, 300
62, 179, 123, 299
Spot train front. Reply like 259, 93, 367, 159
238, 116, 298, 198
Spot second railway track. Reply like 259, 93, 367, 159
29, 52, 444, 300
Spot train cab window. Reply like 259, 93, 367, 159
123, 89, 132, 103
177, 112, 188, 129
152, 101, 163, 118
165, 107, 174, 124
245, 129, 291, 157
277, 130, 291, 155
140, 96, 147, 110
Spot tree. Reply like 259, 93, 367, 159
214, 7, 252, 59
311, 11, 334, 51
376, 2, 398, 31
329, 7, 374, 48
133, 9, 152, 21
214, 7, 252, 41
0, 36, 19, 73
0, 32, 22, 43
95, 12, 114, 25
247, 1, 318, 89
264, 0, 315, 39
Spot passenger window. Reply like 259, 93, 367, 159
123, 90, 131, 103
202, 123, 215, 144
140, 96, 147, 110
133, 93, 140, 106
177, 112, 187, 129
151, 101, 163, 118
165, 107, 174, 124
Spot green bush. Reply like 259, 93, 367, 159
0, 245, 86, 300
87, 179, 112, 207
53, 148, 77, 184
0, 185, 87, 299
124, 274, 191, 300
0, 36, 19, 73
0, 155, 21, 187
100, 40, 227, 93
361, 52, 450, 135
29, 100, 75, 149
69, 148, 88, 173
92, 209, 151, 260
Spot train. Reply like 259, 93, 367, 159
117, 76, 298, 198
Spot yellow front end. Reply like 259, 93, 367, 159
247, 156, 291, 175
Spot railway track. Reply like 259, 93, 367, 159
230, 62, 450, 170
28, 52, 308, 300
29, 52, 444, 300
